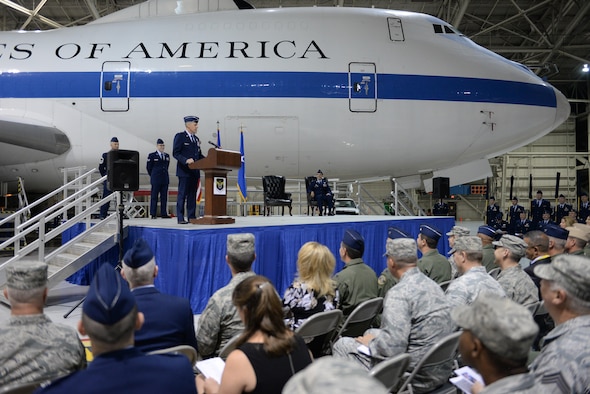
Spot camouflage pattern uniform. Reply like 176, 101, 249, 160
283, 356, 389, 394
445, 266, 506, 308
0, 314, 86, 387
481, 244, 497, 272
418, 250, 452, 284
480, 368, 549, 393
196, 271, 256, 358
333, 258, 378, 317
496, 265, 539, 306
333, 267, 453, 393
529, 315, 590, 393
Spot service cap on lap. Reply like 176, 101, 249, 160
452, 296, 538, 360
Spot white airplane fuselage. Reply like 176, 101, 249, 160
0, 7, 570, 192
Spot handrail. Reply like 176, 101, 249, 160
391, 178, 427, 216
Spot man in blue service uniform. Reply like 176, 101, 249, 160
146, 138, 170, 219
98, 137, 119, 219
555, 194, 572, 223
531, 190, 551, 228
486, 196, 501, 227
37, 264, 197, 394
173, 116, 205, 224
308, 169, 334, 216
507, 196, 524, 234
121, 238, 198, 353
579, 192, 590, 222
433, 199, 449, 216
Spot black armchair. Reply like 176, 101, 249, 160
262, 175, 293, 216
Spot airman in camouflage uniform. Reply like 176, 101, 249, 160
446, 225, 470, 279
564, 223, 590, 256
333, 238, 453, 394
0, 261, 86, 387
529, 255, 590, 393
376, 227, 410, 297
493, 235, 539, 306
452, 296, 550, 394
445, 236, 506, 309
283, 357, 389, 394
196, 233, 256, 358
333, 229, 378, 317
416, 224, 451, 284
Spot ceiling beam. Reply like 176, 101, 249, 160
0, 0, 63, 28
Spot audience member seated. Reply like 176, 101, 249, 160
376, 226, 410, 297
197, 233, 256, 358
121, 238, 198, 353
543, 224, 568, 260
452, 296, 545, 393
477, 225, 499, 272
529, 255, 590, 393
522, 230, 551, 291
445, 236, 505, 309
0, 261, 86, 387
446, 225, 470, 279
492, 234, 539, 307
307, 169, 334, 216
198, 275, 313, 394
416, 224, 452, 284
333, 238, 453, 393
38, 264, 197, 394
283, 357, 389, 394
333, 229, 378, 317
565, 223, 590, 256
283, 242, 339, 330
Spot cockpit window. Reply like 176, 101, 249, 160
433, 24, 443, 34
444, 25, 454, 34
433, 23, 464, 36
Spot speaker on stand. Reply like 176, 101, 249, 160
433, 177, 450, 199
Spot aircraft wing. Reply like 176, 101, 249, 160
0, 117, 70, 166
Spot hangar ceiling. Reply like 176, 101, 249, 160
0, 0, 589, 112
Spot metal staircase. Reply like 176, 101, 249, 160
0, 168, 126, 292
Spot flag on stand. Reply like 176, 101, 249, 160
196, 178, 202, 204
238, 129, 247, 202
216, 121, 222, 148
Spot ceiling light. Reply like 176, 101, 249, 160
583, 64, 589, 73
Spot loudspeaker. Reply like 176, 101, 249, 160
433, 177, 450, 199
107, 150, 139, 191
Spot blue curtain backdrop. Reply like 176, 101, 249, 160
66, 217, 454, 314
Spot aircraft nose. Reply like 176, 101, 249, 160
553, 87, 571, 127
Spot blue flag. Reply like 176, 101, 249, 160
216, 122, 221, 148
238, 130, 247, 201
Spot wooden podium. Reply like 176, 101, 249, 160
188, 148, 241, 225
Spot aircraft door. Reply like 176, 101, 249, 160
101, 61, 130, 111
349, 62, 376, 112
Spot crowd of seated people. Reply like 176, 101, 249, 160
2, 221, 589, 394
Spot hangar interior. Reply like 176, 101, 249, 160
0, 0, 588, 221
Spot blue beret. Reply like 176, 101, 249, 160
419, 224, 442, 242
110, 137, 118, 143
156, 138, 164, 144
83, 264, 135, 325
388, 226, 411, 239
543, 224, 569, 240
477, 225, 497, 238
342, 229, 364, 254
123, 238, 154, 269
184, 115, 199, 123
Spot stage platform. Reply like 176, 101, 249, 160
66, 214, 455, 314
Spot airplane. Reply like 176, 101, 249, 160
0, 0, 570, 194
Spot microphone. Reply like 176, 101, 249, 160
208, 141, 220, 149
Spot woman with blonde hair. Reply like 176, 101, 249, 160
282, 241, 339, 330
198, 275, 312, 394
560, 216, 576, 229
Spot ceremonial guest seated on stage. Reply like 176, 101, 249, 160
445, 236, 506, 309
529, 255, 590, 393
121, 238, 198, 353
283, 242, 339, 330
197, 233, 256, 358
0, 261, 86, 388
333, 238, 453, 394
197, 276, 312, 394
452, 296, 544, 393
38, 264, 197, 394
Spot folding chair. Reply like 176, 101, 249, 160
148, 344, 198, 365
525, 300, 541, 315
397, 331, 462, 394
369, 353, 411, 393
488, 267, 501, 279
333, 297, 383, 343
0, 379, 48, 394
295, 309, 343, 358
438, 280, 452, 292
218, 333, 242, 360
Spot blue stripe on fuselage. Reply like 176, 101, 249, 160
0, 71, 557, 107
